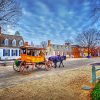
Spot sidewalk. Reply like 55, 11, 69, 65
66, 58, 88, 61
0, 60, 14, 66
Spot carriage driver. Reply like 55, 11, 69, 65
39, 50, 45, 56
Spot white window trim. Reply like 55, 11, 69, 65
12, 39, 16, 46
19, 40, 23, 46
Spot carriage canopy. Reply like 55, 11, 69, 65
19, 46, 47, 63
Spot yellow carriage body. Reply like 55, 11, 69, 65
18, 46, 46, 63
20, 54, 45, 63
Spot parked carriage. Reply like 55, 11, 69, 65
13, 46, 53, 74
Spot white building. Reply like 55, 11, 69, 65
46, 40, 72, 57
0, 27, 24, 60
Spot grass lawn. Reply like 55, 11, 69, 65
91, 81, 100, 100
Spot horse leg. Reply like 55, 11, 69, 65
59, 61, 61, 68
54, 62, 57, 68
61, 61, 64, 67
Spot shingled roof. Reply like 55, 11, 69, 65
0, 33, 24, 48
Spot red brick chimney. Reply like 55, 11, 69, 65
48, 40, 51, 47
24, 42, 29, 46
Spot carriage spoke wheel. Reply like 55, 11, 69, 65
45, 61, 52, 71
19, 61, 30, 75
32, 63, 35, 70
35, 64, 40, 69
49, 61, 54, 68
13, 62, 20, 72
35, 63, 43, 69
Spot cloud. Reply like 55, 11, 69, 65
7, 25, 15, 35
83, 1, 90, 6
14, 0, 100, 45
22, 8, 33, 17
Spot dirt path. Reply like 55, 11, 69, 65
0, 58, 100, 89
0, 58, 100, 100
1, 66, 99, 100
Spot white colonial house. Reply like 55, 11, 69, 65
46, 40, 72, 57
0, 27, 24, 60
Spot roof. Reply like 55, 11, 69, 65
20, 46, 46, 50
0, 33, 24, 48
71, 45, 81, 48
51, 44, 66, 51
0, 34, 23, 40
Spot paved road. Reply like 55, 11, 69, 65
0, 58, 100, 89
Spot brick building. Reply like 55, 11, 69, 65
71, 45, 81, 58
71, 45, 100, 58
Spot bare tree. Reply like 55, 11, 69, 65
65, 39, 73, 44
76, 28, 100, 57
0, 0, 22, 26
41, 41, 47, 48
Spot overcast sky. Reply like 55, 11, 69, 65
8, 0, 100, 45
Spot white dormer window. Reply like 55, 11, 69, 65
12, 39, 16, 46
19, 40, 23, 46
4, 39, 8, 46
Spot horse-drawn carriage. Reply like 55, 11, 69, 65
13, 45, 67, 74
13, 46, 53, 74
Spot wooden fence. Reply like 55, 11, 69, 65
91, 63, 100, 84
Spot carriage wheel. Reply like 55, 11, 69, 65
49, 61, 55, 68
19, 61, 30, 75
13, 62, 20, 72
45, 61, 52, 71
32, 63, 35, 70
35, 63, 40, 69
35, 63, 43, 69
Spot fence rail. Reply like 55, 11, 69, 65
91, 63, 100, 84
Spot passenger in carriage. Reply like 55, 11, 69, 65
39, 51, 45, 56
32, 51, 35, 56
27, 50, 31, 55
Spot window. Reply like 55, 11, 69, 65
27, 50, 31, 55
16, 50, 18, 56
2, 40, 4, 45
19, 50, 20, 56
3, 49, 10, 56
4, 39, 8, 46
21, 49, 26, 54
12, 50, 17, 56
12, 39, 16, 46
66, 47, 69, 51
19, 40, 23, 46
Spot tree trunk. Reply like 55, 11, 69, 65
88, 46, 90, 57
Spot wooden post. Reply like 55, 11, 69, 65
92, 65, 96, 84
